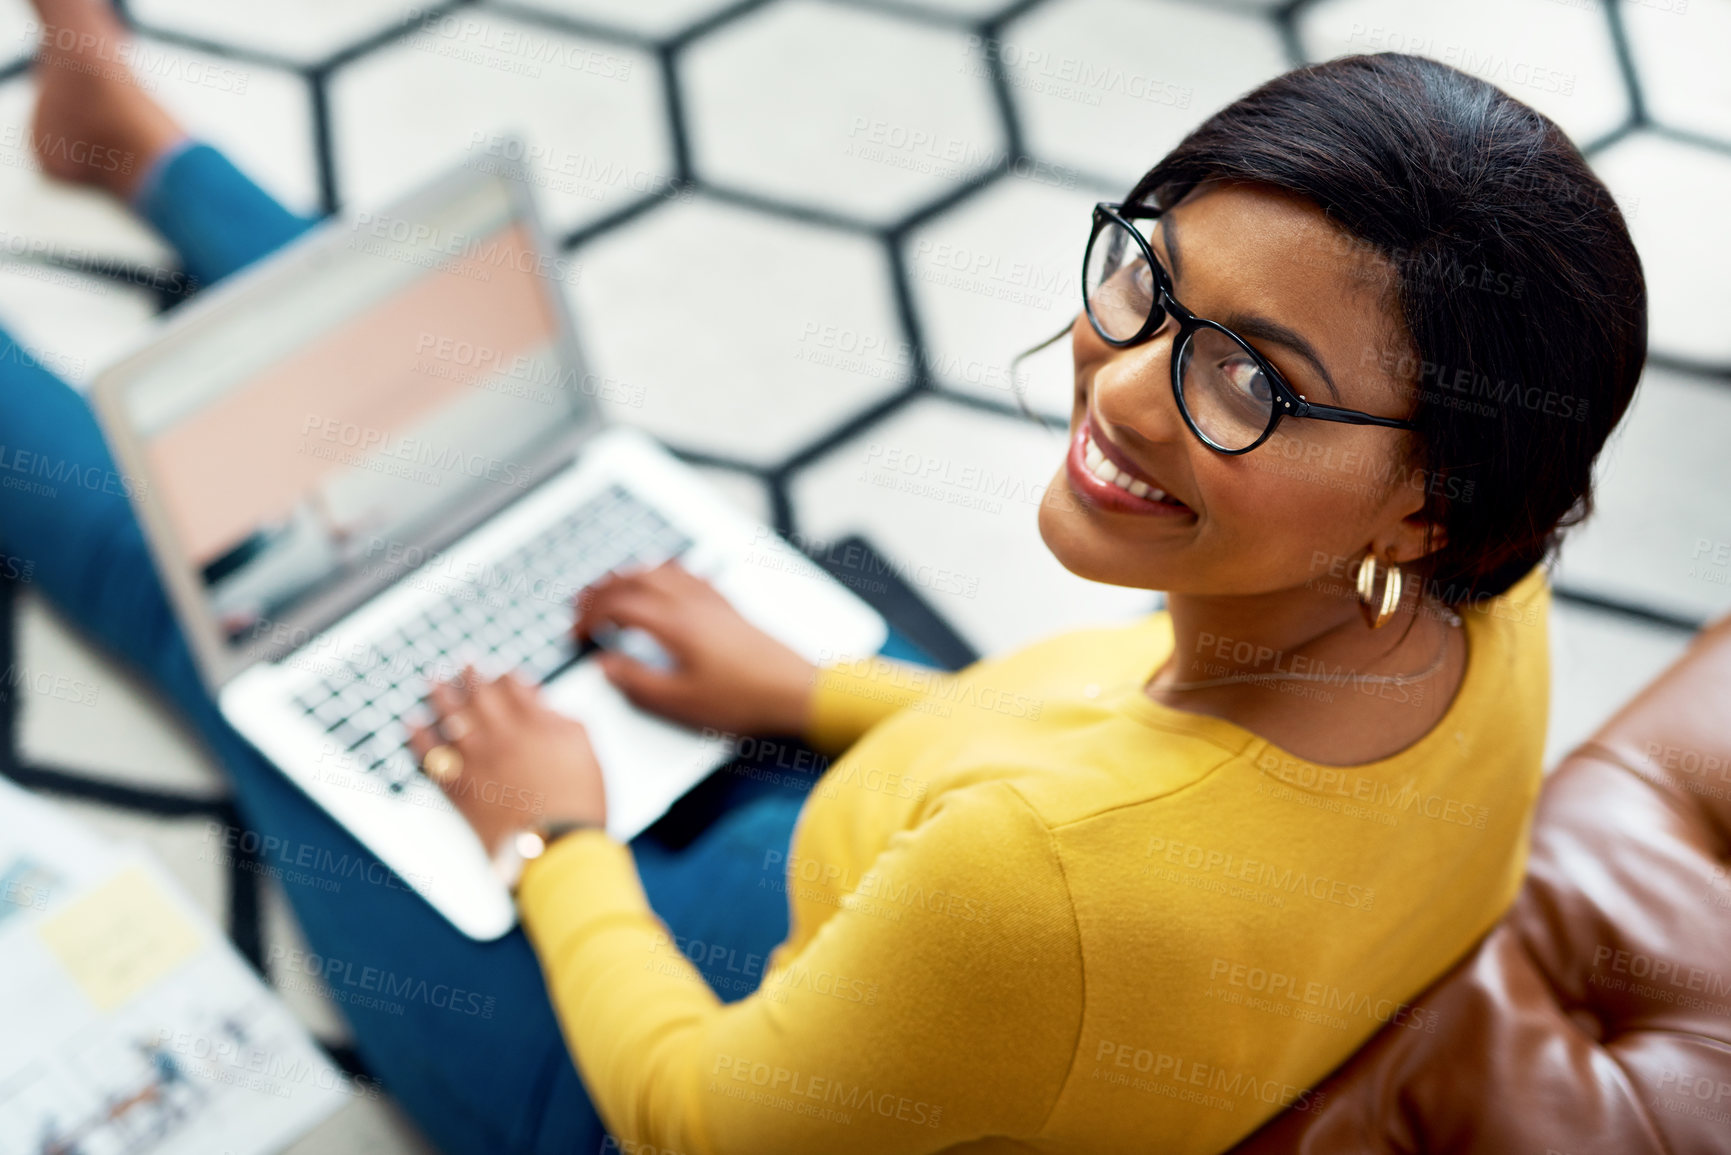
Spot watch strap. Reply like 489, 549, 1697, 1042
496, 818, 605, 895
538, 819, 603, 848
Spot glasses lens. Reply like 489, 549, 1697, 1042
1084, 214, 1162, 342
1176, 326, 1277, 451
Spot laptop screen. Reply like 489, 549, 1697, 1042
116, 173, 587, 648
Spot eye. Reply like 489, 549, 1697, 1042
1133, 261, 1153, 295
1217, 354, 1272, 402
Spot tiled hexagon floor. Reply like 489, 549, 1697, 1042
0, 0, 1724, 1151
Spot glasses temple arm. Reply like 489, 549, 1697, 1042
1292, 398, 1420, 431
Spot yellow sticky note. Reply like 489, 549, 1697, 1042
37, 865, 202, 1011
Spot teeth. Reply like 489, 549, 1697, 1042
1084, 435, 1113, 480
1084, 430, 1184, 507
1085, 432, 1158, 500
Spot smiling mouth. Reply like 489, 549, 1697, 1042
1074, 419, 1192, 512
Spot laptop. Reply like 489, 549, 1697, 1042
89, 153, 886, 940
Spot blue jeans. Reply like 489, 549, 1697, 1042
0, 145, 927, 1154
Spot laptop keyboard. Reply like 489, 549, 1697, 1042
291, 484, 691, 791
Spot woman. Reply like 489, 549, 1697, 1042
9, 3, 1643, 1152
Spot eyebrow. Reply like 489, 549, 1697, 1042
1223, 315, 1342, 403
1157, 213, 1185, 284
1158, 214, 1343, 403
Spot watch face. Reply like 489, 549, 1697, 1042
493, 830, 539, 894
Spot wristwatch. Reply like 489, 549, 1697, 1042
492, 819, 603, 893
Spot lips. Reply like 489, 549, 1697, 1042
1064, 417, 1194, 517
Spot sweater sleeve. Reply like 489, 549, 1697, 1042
515, 781, 1082, 1154
802, 657, 960, 754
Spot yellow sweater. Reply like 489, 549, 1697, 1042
519, 568, 1549, 1154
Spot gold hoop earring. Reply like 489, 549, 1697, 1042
1354, 552, 1403, 630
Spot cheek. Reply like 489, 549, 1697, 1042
1198, 430, 1392, 554
1069, 315, 1106, 405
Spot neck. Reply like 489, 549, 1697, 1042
1155, 584, 1434, 688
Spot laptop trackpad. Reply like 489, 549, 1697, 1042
537, 662, 732, 841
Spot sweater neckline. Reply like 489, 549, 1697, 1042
1102, 602, 1493, 779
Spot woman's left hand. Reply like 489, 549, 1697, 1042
408, 666, 607, 854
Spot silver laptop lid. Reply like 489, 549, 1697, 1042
92, 150, 604, 691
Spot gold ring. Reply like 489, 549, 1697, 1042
422, 743, 464, 783
440, 711, 473, 743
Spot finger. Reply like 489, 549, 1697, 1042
407, 724, 464, 796
425, 745, 474, 810
430, 676, 488, 748
428, 679, 468, 724
578, 562, 663, 606
598, 651, 689, 720
575, 570, 669, 632
631, 558, 708, 599
573, 568, 624, 621
406, 721, 439, 760
644, 557, 693, 587
467, 669, 517, 732
574, 588, 682, 651
499, 673, 539, 713
655, 557, 727, 606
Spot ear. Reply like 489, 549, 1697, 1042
1385, 508, 1447, 567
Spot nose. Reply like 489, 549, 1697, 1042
1089, 318, 1187, 449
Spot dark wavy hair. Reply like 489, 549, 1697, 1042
1120, 53, 1646, 605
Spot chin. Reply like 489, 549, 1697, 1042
1037, 472, 1170, 592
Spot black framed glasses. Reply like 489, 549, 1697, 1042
1083, 201, 1418, 454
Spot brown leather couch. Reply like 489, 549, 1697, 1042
1229, 616, 1731, 1155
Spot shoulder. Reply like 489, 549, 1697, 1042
895, 779, 1060, 869
1463, 563, 1550, 633
875, 781, 1077, 940
954, 611, 1171, 699
1456, 562, 1551, 695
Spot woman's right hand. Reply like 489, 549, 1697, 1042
574, 560, 819, 737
